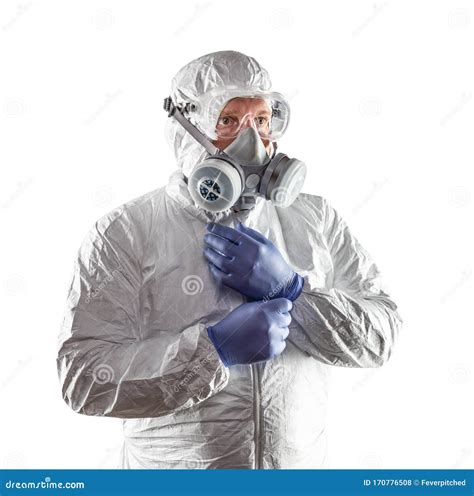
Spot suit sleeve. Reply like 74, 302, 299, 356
289, 197, 403, 368
57, 209, 229, 418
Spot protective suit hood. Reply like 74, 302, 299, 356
166, 51, 271, 176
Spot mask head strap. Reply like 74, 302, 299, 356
164, 97, 220, 156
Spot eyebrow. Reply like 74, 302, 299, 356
221, 109, 271, 117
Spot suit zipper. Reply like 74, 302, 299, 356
252, 362, 262, 469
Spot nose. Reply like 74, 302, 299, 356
240, 115, 255, 130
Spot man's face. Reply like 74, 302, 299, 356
213, 97, 272, 152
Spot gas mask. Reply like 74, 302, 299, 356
164, 96, 306, 212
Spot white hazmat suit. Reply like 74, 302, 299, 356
57, 51, 403, 469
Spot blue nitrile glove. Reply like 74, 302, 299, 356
203, 222, 304, 301
207, 298, 292, 367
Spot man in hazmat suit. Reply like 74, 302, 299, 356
57, 50, 403, 469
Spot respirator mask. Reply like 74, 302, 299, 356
164, 88, 306, 212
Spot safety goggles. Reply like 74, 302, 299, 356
183, 86, 291, 141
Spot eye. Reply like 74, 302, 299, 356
219, 116, 235, 126
255, 116, 269, 126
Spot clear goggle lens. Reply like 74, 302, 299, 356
187, 89, 290, 141
215, 111, 272, 139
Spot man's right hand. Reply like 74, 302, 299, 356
207, 298, 292, 367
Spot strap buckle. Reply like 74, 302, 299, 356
164, 97, 197, 117
163, 96, 176, 117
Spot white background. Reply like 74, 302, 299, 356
0, 0, 472, 469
